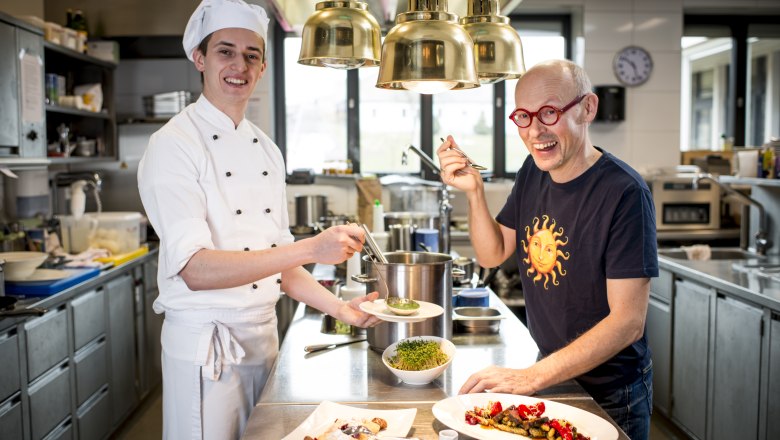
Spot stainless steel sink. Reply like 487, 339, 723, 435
658, 248, 767, 261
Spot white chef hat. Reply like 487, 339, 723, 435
182, 0, 270, 62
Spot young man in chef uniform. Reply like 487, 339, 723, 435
138, 1, 381, 438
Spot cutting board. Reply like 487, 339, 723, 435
94, 245, 149, 266
6, 267, 101, 297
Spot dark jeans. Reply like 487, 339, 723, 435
593, 362, 653, 440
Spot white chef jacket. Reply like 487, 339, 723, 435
138, 95, 295, 313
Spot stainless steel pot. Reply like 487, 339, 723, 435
383, 211, 440, 231
295, 195, 327, 227
353, 251, 454, 352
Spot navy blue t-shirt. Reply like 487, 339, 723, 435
496, 147, 658, 396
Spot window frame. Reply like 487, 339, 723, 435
273, 13, 572, 180
684, 14, 780, 147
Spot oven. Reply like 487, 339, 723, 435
648, 174, 721, 230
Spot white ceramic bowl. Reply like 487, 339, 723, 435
0, 252, 48, 281
382, 336, 456, 385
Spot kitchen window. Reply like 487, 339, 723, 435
681, 17, 780, 150
277, 15, 571, 178
282, 37, 348, 173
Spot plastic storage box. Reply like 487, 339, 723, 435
59, 212, 143, 255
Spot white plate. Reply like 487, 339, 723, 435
282, 400, 417, 440
6, 268, 71, 282
432, 393, 619, 440
359, 299, 444, 323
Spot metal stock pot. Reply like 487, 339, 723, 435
352, 251, 457, 351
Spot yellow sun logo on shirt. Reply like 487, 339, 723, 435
521, 215, 570, 290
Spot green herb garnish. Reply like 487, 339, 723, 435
388, 339, 449, 371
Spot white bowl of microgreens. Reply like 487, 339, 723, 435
382, 336, 455, 385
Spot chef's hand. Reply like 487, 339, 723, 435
337, 291, 382, 327
459, 365, 539, 395
310, 224, 364, 264
436, 135, 482, 193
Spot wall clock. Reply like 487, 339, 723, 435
613, 46, 653, 86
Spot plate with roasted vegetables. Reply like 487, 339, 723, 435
432, 393, 618, 440
282, 400, 416, 440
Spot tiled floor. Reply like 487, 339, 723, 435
113, 388, 691, 439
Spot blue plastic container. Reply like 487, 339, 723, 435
456, 288, 489, 307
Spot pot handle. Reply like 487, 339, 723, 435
452, 268, 466, 279
351, 274, 377, 284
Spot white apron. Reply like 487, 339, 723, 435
162, 307, 278, 440
138, 96, 294, 440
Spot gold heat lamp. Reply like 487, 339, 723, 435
461, 0, 525, 83
298, 1, 381, 69
376, 0, 479, 94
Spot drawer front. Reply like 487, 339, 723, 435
0, 394, 23, 440
77, 386, 110, 440
75, 338, 108, 407
71, 289, 106, 350
42, 417, 73, 440
25, 307, 69, 381
0, 330, 21, 402
29, 363, 71, 440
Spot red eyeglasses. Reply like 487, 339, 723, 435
508, 95, 586, 128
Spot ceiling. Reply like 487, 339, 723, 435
268, 0, 524, 34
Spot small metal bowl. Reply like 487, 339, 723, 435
453, 306, 503, 334
385, 297, 421, 316
320, 314, 364, 336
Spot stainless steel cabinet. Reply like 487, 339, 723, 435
106, 273, 137, 425
24, 306, 68, 382
711, 295, 762, 440
0, 394, 23, 440
647, 295, 672, 414
0, 329, 21, 403
28, 361, 71, 440
647, 269, 673, 415
76, 385, 110, 440
0, 20, 19, 152
0, 14, 45, 158
766, 314, 780, 439
142, 259, 162, 396
672, 279, 713, 440
73, 337, 108, 408
71, 288, 106, 350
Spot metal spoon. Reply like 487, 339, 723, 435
441, 137, 487, 170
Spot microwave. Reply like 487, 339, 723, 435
648, 175, 721, 231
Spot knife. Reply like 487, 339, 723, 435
304, 338, 367, 353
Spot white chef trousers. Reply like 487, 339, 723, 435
161, 308, 279, 440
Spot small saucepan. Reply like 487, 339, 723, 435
452, 257, 475, 286
0, 296, 47, 317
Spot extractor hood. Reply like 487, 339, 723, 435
269, 0, 524, 34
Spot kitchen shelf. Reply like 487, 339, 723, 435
720, 176, 780, 187
46, 105, 111, 119
47, 156, 116, 165
44, 41, 117, 162
43, 41, 116, 69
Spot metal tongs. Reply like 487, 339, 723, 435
361, 223, 387, 264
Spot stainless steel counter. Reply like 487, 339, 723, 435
658, 252, 780, 310
244, 293, 629, 439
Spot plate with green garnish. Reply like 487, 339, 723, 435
382, 336, 456, 385
359, 299, 444, 323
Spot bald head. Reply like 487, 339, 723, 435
516, 59, 593, 105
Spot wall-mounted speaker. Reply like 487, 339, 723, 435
593, 85, 625, 122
